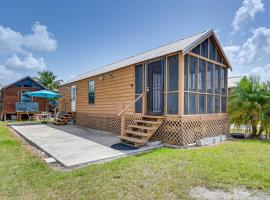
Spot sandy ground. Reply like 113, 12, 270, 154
189, 186, 270, 200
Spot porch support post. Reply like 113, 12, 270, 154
179, 52, 185, 115
120, 113, 126, 136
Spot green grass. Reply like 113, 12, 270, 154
0, 125, 270, 200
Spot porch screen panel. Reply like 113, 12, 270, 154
207, 62, 213, 93
189, 56, 198, 92
167, 55, 178, 114
215, 95, 220, 113
215, 65, 220, 94
184, 92, 188, 114
200, 39, 208, 58
184, 55, 189, 91
189, 93, 198, 114
221, 96, 227, 113
207, 95, 213, 113
210, 39, 216, 61
198, 59, 206, 92
135, 64, 144, 113
199, 94, 206, 114
221, 67, 227, 95
183, 58, 228, 115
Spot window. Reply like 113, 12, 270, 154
189, 56, 198, 92
88, 80, 95, 104
210, 39, 216, 61
167, 55, 179, 114
135, 64, 144, 113
21, 91, 31, 102
207, 62, 213, 93
215, 65, 220, 94
198, 59, 206, 92
201, 39, 208, 58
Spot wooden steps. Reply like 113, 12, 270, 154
125, 130, 151, 137
53, 112, 76, 125
119, 115, 164, 147
119, 136, 146, 145
134, 120, 163, 125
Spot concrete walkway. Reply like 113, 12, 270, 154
11, 124, 162, 168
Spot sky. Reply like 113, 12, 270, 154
0, 0, 270, 85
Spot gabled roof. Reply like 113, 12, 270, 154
1, 76, 48, 91
63, 29, 231, 85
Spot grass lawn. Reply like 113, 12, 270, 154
0, 125, 270, 200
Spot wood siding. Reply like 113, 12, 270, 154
1, 86, 48, 114
59, 65, 135, 114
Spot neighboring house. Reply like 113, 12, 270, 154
59, 29, 231, 146
0, 76, 48, 121
228, 76, 242, 92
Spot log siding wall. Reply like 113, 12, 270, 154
59, 65, 135, 114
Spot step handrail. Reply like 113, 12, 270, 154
118, 88, 149, 136
117, 88, 149, 117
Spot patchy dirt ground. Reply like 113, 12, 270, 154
189, 186, 270, 200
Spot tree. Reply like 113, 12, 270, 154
228, 76, 270, 138
35, 70, 62, 91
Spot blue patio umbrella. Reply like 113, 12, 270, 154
25, 90, 61, 121
25, 90, 61, 99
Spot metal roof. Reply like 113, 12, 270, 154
63, 29, 230, 85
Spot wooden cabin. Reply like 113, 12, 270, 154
0, 76, 48, 121
59, 29, 231, 146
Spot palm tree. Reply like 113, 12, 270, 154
35, 70, 62, 91
229, 76, 270, 138
229, 76, 262, 137
257, 81, 270, 138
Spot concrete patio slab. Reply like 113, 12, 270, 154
10, 124, 162, 168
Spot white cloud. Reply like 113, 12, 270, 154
0, 22, 57, 85
0, 22, 57, 55
249, 64, 270, 81
232, 0, 264, 32
223, 45, 241, 62
0, 26, 23, 54
4, 53, 46, 71
225, 27, 270, 66
237, 27, 270, 64
24, 22, 58, 52
0, 65, 20, 85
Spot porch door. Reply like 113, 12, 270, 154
71, 85, 76, 112
147, 59, 164, 115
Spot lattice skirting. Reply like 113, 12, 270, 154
153, 114, 229, 145
75, 112, 228, 146
75, 113, 141, 135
